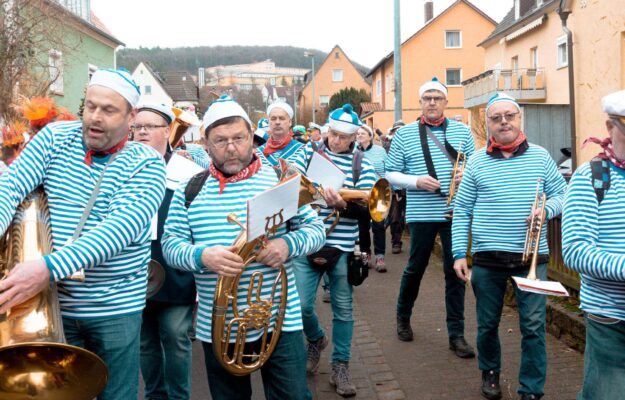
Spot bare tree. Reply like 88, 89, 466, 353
0, 0, 76, 123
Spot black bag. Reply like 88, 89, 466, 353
307, 246, 343, 271
347, 252, 368, 286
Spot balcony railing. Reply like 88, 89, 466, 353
462, 68, 546, 108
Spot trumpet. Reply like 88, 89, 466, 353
445, 143, 465, 220
522, 179, 547, 280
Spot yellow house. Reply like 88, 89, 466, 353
463, 0, 575, 159
363, 0, 496, 134
297, 45, 370, 125
559, 0, 625, 165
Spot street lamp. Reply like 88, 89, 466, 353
304, 51, 316, 124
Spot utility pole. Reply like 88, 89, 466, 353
305, 52, 316, 124
394, 0, 403, 122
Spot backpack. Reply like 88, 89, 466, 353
589, 157, 611, 205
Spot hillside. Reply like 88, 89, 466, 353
117, 45, 369, 75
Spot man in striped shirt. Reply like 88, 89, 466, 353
258, 101, 305, 166
386, 78, 476, 357
162, 96, 325, 399
562, 90, 625, 400
0, 69, 167, 400
452, 93, 566, 400
291, 104, 377, 397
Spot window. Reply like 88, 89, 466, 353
557, 36, 568, 68
385, 73, 393, 92
445, 31, 462, 48
144, 85, 152, 95
319, 95, 329, 106
446, 68, 462, 86
48, 50, 63, 95
511, 56, 519, 72
530, 47, 538, 69
335, 52, 340, 59
332, 69, 343, 82
376, 79, 382, 96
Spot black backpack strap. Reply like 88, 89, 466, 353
352, 149, 364, 185
419, 122, 442, 195
184, 170, 211, 209
590, 157, 611, 205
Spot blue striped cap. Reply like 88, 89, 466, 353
486, 92, 520, 114
136, 102, 175, 124
202, 95, 252, 133
329, 103, 362, 134
89, 68, 141, 107
419, 77, 448, 98
258, 118, 269, 130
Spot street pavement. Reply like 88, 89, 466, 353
142, 232, 584, 399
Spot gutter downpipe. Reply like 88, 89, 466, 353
558, 0, 577, 171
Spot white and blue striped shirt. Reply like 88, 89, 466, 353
182, 143, 210, 169
161, 164, 325, 343
292, 142, 377, 252
452, 143, 566, 260
385, 119, 475, 222
0, 121, 166, 318
258, 139, 305, 167
562, 162, 625, 320
360, 143, 387, 179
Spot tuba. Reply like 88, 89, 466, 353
0, 188, 108, 399
169, 107, 202, 148
522, 179, 547, 280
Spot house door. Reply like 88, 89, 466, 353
522, 104, 571, 162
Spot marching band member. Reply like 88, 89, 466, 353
291, 104, 377, 397
452, 93, 566, 400
0, 69, 166, 400
175, 140, 211, 169
258, 101, 305, 166
562, 90, 625, 400
161, 95, 325, 400
386, 77, 476, 357
133, 102, 198, 400
355, 123, 388, 272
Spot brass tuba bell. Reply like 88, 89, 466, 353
169, 107, 202, 147
0, 188, 108, 400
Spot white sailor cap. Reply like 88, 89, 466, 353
329, 103, 362, 134
267, 101, 294, 119
202, 95, 252, 134
602, 90, 625, 118
137, 102, 176, 124
89, 68, 141, 107
419, 77, 448, 98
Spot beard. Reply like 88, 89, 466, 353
211, 147, 254, 175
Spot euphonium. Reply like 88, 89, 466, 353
169, 107, 201, 147
522, 179, 547, 280
0, 188, 108, 400
445, 143, 466, 220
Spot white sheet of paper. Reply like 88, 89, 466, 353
307, 152, 346, 192
246, 175, 301, 242
512, 277, 570, 297
166, 153, 205, 191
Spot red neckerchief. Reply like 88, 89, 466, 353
263, 131, 293, 156
84, 135, 128, 166
584, 136, 625, 169
487, 131, 528, 154
420, 115, 446, 127
209, 153, 262, 194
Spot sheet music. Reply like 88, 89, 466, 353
512, 276, 569, 297
307, 152, 346, 192
166, 153, 205, 191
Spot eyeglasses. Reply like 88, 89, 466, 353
210, 136, 249, 149
421, 96, 446, 103
130, 124, 167, 133
487, 112, 520, 123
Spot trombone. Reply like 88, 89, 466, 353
445, 143, 466, 220
522, 179, 547, 280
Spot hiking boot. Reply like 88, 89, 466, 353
519, 394, 541, 400
481, 370, 502, 400
449, 336, 476, 358
322, 287, 331, 303
392, 244, 402, 254
396, 316, 413, 342
330, 361, 357, 397
361, 252, 370, 269
375, 255, 387, 272
306, 335, 328, 374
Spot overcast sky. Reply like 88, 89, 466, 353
91, 0, 513, 69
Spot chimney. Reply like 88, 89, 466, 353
424, 0, 433, 24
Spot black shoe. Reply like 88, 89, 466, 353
392, 244, 402, 254
449, 336, 476, 358
519, 394, 541, 400
481, 370, 502, 400
396, 316, 413, 341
